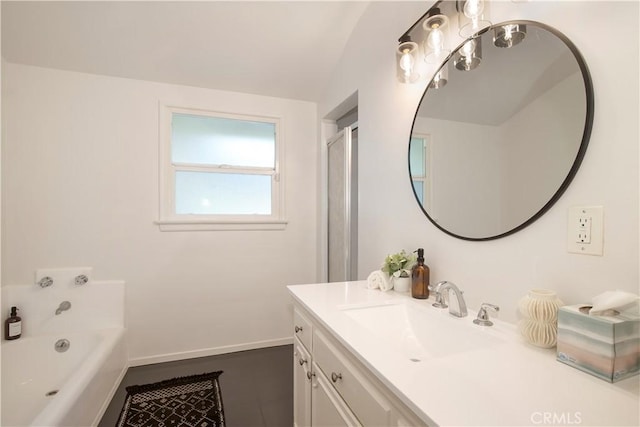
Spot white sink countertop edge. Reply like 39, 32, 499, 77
288, 281, 640, 427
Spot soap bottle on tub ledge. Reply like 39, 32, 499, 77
5, 306, 22, 340
411, 248, 430, 299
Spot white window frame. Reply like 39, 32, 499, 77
410, 133, 433, 213
157, 104, 287, 231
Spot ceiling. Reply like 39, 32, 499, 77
419, 23, 577, 126
1, 1, 369, 102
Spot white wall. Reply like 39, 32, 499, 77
502, 72, 585, 231
321, 1, 639, 322
413, 116, 504, 237
1, 64, 318, 362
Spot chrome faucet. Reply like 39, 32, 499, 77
55, 301, 71, 315
432, 281, 467, 318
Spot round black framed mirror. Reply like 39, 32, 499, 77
408, 20, 594, 241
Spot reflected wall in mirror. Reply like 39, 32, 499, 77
409, 21, 593, 240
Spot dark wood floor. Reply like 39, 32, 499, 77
98, 345, 293, 427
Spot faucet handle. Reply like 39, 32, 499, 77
473, 303, 500, 326
429, 283, 448, 309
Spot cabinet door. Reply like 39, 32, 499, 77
294, 308, 313, 351
312, 363, 362, 427
294, 339, 312, 427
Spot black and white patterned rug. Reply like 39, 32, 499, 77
116, 371, 225, 427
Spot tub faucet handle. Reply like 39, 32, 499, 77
38, 276, 54, 288
75, 275, 89, 286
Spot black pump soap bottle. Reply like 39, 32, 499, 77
411, 248, 430, 299
5, 306, 22, 340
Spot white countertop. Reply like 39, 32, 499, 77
288, 281, 640, 427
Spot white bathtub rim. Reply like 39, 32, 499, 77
29, 327, 125, 427
91, 357, 129, 427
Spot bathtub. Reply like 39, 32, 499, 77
1, 327, 127, 426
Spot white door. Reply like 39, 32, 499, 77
327, 126, 358, 282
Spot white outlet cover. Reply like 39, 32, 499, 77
567, 206, 604, 256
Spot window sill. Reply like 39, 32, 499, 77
155, 218, 288, 231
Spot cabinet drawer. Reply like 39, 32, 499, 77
294, 308, 313, 351
312, 362, 362, 427
313, 329, 392, 426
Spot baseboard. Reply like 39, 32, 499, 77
128, 336, 294, 367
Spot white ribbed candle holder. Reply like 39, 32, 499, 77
517, 288, 564, 348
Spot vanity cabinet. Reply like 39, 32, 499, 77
292, 304, 426, 427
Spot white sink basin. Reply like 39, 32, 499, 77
341, 301, 504, 361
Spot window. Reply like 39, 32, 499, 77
158, 105, 285, 231
409, 134, 431, 210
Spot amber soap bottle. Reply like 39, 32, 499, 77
5, 306, 22, 340
411, 248, 430, 299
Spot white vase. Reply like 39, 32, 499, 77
393, 276, 411, 293
518, 288, 564, 348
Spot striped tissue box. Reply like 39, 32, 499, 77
557, 304, 640, 382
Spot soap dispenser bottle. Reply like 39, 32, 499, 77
5, 306, 22, 340
411, 248, 430, 299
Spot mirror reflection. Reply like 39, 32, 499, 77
409, 21, 593, 240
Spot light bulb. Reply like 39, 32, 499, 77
399, 49, 414, 77
493, 24, 526, 48
463, 0, 484, 19
397, 40, 419, 82
454, 37, 482, 71
423, 14, 450, 64
427, 24, 444, 52
504, 24, 515, 41
430, 66, 448, 89
460, 39, 476, 57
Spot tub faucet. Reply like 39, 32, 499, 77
55, 301, 71, 315
432, 281, 467, 318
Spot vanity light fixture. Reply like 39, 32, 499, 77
423, 9, 450, 65
493, 23, 527, 48
454, 37, 482, 71
396, 35, 420, 83
458, 0, 492, 38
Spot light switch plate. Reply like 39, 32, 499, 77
567, 206, 603, 256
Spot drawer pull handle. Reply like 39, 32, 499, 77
298, 357, 308, 366
306, 371, 315, 381
295, 325, 303, 333
331, 372, 342, 383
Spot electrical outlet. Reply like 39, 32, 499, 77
576, 216, 591, 243
568, 206, 603, 255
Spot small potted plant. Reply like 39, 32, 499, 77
381, 250, 417, 292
